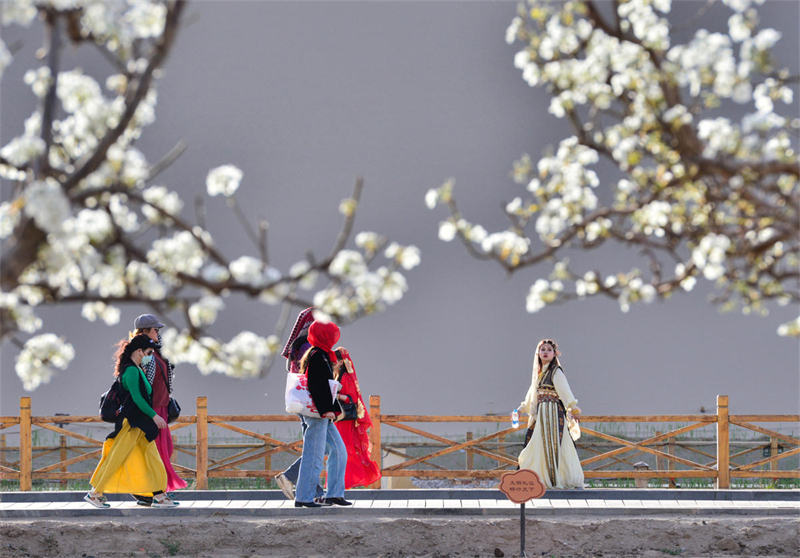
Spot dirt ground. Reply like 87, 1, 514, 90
1, 515, 797, 558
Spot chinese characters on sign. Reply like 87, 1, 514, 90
499, 469, 546, 504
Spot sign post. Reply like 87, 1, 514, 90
499, 469, 547, 558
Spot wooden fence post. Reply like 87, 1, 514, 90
20, 397, 32, 491
196, 396, 208, 490
716, 395, 730, 489
770, 437, 778, 472
466, 432, 474, 470
668, 436, 676, 489
0, 434, 6, 467
368, 395, 381, 489
171, 435, 178, 465
264, 432, 272, 474
60, 435, 68, 488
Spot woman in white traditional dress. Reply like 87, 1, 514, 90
517, 339, 584, 489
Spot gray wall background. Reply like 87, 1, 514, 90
1, 1, 798, 420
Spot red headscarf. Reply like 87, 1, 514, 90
307, 321, 340, 364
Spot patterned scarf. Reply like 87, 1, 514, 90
281, 307, 316, 358
143, 332, 174, 394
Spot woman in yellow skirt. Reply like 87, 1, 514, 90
85, 335, 178, 508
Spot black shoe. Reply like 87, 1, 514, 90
313, 497, 334, 506
294, 501, 323, 508
133, 495, 153, 507
324, 497, 352, 506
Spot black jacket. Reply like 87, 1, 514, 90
108, 359, 159, 442
305, 348, 336, 415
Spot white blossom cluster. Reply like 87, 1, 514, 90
2, 2, 422, 389
15, 334, 75, 391
161, 328, 280, 379
429, 0, 798, 333
312, 242, 420, 318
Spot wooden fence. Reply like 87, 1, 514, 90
0, 395, 797, 491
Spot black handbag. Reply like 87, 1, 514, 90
336, 394, 358, 421
167, 397, 181, 423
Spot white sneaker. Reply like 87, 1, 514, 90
152, 494, 179, 508
275, 473, 295, 500
84, 492, 110, 508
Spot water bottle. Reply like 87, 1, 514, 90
511, 408, 519, 428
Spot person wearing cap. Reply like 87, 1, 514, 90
129, 314, 186, 505
85, 335, 178, 508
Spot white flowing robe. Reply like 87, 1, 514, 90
518, 367, 584, 489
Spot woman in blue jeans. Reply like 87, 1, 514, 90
294, 321, 351, 508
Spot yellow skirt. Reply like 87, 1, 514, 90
90, 419, 167, 494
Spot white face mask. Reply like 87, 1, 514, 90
140, 354, 153, 366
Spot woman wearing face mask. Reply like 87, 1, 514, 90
130, 314, 186, 505
85, 335, 177, 508
517, 339, 584, 489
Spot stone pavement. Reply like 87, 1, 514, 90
1, 489, 797, 518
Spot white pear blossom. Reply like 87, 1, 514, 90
289, 260, 318, 290
692, 234, 732, 280
229, 256, 266, 286
777, 316, 800, 337
222, 332, 276, 378
201, 262, 231, 284
23, 179, 71, 235
438, 221, 457, 242
142, 185, 183, 224
384, 243, 421, 270
1, 134, 46, 168
126, 261, 167, 299
0, 202, 20, 238
206, 165, 243, 197
378, 267, 408, 304
189, 295, 225, 328
424, 188, 439, 210
67, 209, 114, 243
148, 231, 206, 275
329, 250, 367, 279
1, 0, 38, 27
15, 334, 75, 391
125, 1, 167, 39
1, 293, 42, 333
24, 67, 52, 98
355, 231, 383, 253
81, 301, 121, 325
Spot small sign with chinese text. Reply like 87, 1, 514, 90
499, 469, 546, 504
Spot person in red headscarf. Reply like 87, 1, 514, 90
333, 348, 381, 488
293, 321, 351, 507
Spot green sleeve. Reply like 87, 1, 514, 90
121, 366, 156, 418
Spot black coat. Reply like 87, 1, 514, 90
305, 348, 337, 415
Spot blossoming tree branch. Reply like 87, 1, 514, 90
0, 0, 420, 390
426, 0, 798, 336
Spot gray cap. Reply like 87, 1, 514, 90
134, 314, 165, 329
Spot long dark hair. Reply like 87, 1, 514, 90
298, 346, 341, 380
112, 335, 148, 377
534, 338, 562, 380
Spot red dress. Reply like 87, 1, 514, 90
334, 349, 381, 488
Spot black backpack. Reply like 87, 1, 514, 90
99, 379, 124, 423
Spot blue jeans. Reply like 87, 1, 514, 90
283, 420, 325, 498
295, 415, 347, 503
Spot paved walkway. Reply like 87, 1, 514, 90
1, 489, 797, 519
